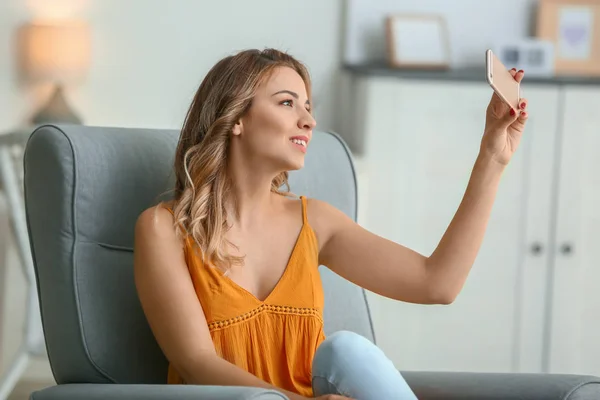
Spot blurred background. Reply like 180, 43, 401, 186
2, 0, 600, 398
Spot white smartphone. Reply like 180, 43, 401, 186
486, 49, 520, 110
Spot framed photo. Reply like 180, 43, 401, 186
536, 0, 600, 75
385, 14, 451, 70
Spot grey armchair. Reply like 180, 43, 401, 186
23, 124, 600, 399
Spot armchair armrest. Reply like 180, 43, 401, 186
30, 384, 289, 400
402, 371, 600, 400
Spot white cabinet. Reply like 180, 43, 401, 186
349, 73, 600, 376
547, 87, 600, 376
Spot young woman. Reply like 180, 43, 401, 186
133, 48, 528, 399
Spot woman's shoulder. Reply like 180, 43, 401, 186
303, 197, 342, 221
135, 201, 181, 244
286, 195, 351, 251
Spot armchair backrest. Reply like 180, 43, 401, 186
23, 125, 375, 384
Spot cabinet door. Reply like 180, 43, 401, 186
359, 77, 558, 373
515, 85, 561, 373
548, 87, 600, 376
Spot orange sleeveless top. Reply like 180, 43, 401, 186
166, 196, 326, 396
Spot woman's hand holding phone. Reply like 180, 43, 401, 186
480, 68, 529, 166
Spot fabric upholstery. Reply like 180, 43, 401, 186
402, 371, 600, 400
30, 384, 288, 400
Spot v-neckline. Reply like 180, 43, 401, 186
216, 220, 307, 304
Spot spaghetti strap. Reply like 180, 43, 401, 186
161, 203, 175, 216
160, 203, 190, 240
300, 196, 308, 224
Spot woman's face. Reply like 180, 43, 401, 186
232, 66, 316, 172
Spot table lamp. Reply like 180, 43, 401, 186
19, 20, 90, 125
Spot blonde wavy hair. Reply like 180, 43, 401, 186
170, 48, 312, 272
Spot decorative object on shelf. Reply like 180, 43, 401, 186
18, 20, 91, 124
492, 39, 556, 77
536, 0, 600, 76
385, 14, 451, 70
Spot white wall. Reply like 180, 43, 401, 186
345, 0, 538, 67
1, 0, 344, 384
1, 0, 344, 132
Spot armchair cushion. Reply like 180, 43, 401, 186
30, 384, 288, 400
403, 371, 600, 400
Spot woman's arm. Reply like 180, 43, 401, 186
312, 154, 504, 305
423, 152, 505, 300
133, 207, 305, 400
313, 71, 529, 305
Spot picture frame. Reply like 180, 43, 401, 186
385, 14, 451, 70
536, 0, 600, 75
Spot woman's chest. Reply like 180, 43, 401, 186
224, 223, 305, 302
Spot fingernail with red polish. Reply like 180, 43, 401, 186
511, 68, 517, 71
522, 111, 527, 117
518, 69, 524, 74
520, 102, 526, 109
510, 109, 516, 116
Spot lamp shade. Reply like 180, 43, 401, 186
19, 20, 90, 84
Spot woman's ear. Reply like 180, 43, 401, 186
232, 120, 243, 136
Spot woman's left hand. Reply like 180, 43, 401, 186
480, 68, 529, 166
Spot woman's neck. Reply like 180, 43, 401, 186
226, 161, 280, 230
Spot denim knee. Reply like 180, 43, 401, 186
312, 330, 380, 381
311, 330, 418, 399
312, 331, 370, 396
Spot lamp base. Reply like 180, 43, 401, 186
31, 84, 82, 125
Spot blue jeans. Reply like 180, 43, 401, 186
312, 331, 418, 399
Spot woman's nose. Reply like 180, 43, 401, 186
298, 112, 316, 130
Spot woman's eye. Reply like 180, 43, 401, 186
281, 99, 293, 107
